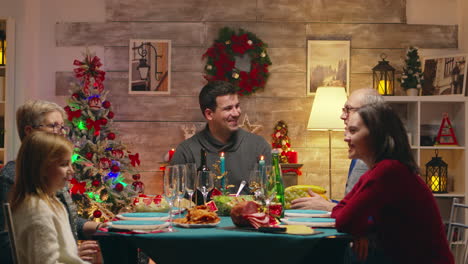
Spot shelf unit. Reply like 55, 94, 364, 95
0, 23, 5, 166
384, 95, 468, 220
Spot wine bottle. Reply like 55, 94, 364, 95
195, 148, 210, 205
272, 150, 285, 217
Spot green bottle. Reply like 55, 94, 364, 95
272, 150, 285, 217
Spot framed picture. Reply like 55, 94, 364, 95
421, 54, 467, 96
307, 40, 350, 95
129, 39, 171, 95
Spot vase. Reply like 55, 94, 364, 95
406, 88, 419, 96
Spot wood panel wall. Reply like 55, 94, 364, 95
55, 0, 457, 199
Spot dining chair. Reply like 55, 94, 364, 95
2, 203, 19, 264
447, 198, 468, 264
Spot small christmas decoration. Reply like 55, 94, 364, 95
271, 120, 291, 163
203, 27, 272, 96
400, 46, 424, 91
435, 113, 458, 146
239, 114, 262, 134
65, 51, 141, 221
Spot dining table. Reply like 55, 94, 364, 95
94, 216, 352, 264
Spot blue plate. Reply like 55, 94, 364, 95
110, 220, 167, 225
284, 210, 331, 218
116, 212, 169, 221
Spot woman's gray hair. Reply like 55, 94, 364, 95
16, 100, 66, 141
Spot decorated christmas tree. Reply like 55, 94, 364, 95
271, 120, 291, 163
401, 46, 424, 90
64, 52, 142, 221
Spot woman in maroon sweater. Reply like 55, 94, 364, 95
331, 103, 454, 264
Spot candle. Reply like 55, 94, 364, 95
287, 150, 298, 163
220, 152, 226, 190
430, 175, 447, 192
168, 148, 175, 162
259, 155, 265, 171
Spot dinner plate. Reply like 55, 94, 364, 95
108, 220, 169, 230
284, 210, 331, 218
280, 217, 335, 227
173, 222, 220, 228
116, 212, 169, 221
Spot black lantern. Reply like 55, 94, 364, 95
0, 30, 5, 66
425, 150, 448, 193
372, 53, 395, 96
132, 42, 162, 81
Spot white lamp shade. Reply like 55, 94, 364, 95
307, 87, 347, 131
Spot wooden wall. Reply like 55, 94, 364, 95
55, 0, 457, 199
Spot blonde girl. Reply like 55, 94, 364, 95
10, 131, 88, 264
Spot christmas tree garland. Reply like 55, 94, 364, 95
203, 27, 272, 95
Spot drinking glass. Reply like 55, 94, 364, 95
175, 164, 186, 215
262, 165, 276, 218
197, 170, 214, 205
185, 163, 197, 208
164, 165, 178, 232
248, 170, 263, 200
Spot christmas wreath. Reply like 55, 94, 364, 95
203, 27, 272, 96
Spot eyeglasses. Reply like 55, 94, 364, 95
34, 124, 70, 134
342, 105, 360, 115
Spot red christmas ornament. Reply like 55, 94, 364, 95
111, 165, 120, 173
72, 93, 80, 100
92, 180, 100, 187
88, 97, 102, 110
102, 101, 111, 109
85, 152, 93, 160
99, 118, 108, 126
93, 210, 102, 218
132, 181, 144, 193
115, 183, 124, 192
99, 157, 111, 169
132, 174, 141, 180
107, 132, 116, 140
107, 111, 115, 119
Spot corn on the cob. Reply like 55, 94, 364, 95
284, 185, 328, 209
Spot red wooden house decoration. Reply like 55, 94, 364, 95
435, 113, 458, 146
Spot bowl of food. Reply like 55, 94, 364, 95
212, 195, 255, 216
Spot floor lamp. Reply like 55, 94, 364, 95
307, 87, 347, 199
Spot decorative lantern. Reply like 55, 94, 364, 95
0, 30, 5, 66
425, 150, 448, 193
372, 53, 395, 95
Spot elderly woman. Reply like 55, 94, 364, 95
0, 100, 101, 263
331, 103, 453, 264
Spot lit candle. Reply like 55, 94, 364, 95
259, 155, 265, 172
430, 175, 440, 192
168, 148, 175, 162
220, 152, 225, 190
378, 80, 393, 95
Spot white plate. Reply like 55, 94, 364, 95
173, 222, 220, 228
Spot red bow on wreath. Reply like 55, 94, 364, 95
129, 153, 141, 167
70, 178, 87, 195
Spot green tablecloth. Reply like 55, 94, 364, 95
96, 217, 351, 264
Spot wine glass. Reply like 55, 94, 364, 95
185, 163, 197, 208
175, 164, 186, 216
262, 165, 277, 218
248, 169, 263, 200
197, 170, 214, 205
164, 165, 179, 232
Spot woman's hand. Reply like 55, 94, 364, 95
78, 240, 99, 262
290, 190, 336, 211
